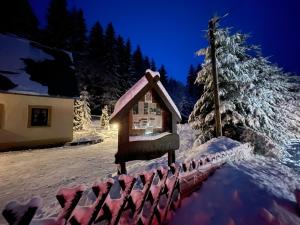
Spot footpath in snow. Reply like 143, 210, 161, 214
0, 124, 197, 221
0, 128, 120, 221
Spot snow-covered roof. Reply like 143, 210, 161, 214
110, 69, 181, 122
0, 34, 78, 98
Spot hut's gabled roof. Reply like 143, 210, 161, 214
110, 69, 181, 123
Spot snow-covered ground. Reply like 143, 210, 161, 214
1, 124, 299, 224
0, 124, 197, 222
170, 161, 300, 225
0, 128, 120, 222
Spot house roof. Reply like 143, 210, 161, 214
110, 69, 182, 122
0, 34, 78, 98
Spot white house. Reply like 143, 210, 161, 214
0, 34, 78, 151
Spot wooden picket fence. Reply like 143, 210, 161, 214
2, 144, 252, 225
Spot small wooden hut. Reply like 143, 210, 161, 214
110, 69, 181, 173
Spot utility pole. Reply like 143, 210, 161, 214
208, 16, 222, 137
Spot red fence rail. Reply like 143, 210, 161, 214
2, 144, 252, 225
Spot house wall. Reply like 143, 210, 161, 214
0, 92, 74, 151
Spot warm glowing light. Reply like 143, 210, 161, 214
112, 123, 119, 129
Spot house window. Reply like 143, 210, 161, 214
28, 106, 51, 127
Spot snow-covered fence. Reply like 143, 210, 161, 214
2, 144, 252, 225
2, 166, 181, 225
179, 143, 253, 198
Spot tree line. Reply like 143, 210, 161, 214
0, 0, 202, 118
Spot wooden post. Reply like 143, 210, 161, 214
118, 162, 127, 174
209, 17, 222, 137
168, 150, 175, 166
295, 189, 300, 215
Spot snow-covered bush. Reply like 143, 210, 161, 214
73, 89, 92, 131
189, 26, 300, 155
81, 89, 92, 130
73, 99, 83, 131
100, 105, 110, 129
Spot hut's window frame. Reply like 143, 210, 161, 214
130, 90, 166, 134
133, 103, 138, 114
149, 103, 157, 115
145, 91, 152, 102
144, 102, 149, 114
156, 106, 161, 115
28, 105, 52, 127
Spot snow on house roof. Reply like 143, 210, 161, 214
111, 69, 181, 122
0, 34, 78, 98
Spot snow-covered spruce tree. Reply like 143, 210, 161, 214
73, 98, 83, 131
189, 26, 300, 155
80, 89, 92, 130
100, 105, 110, 129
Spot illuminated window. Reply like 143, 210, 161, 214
131, 91, 163, 135
145, 91, 152, 102
156, 106, 161, 115
144, 102, 148, 114
28, 106, 51, 127
150, 103, 156, 115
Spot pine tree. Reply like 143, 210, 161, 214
187, 64, 203, 100
150, 58, 157, 71
0, 0, 38, 38
132, 45, 145, 81
104, 23, 116, 56
80, 89, 92, 130
124, 40, 135, 79
73, 99, 84, 131
75, 21, 106, 114
45, 0, 70, 48
166, 78, 189, 120
101, 23, 122, 107
184, 64, 203, 120
116, 37, 134, 93
69, 8, 87, 52
88, 21, 104, 59
100, 105, 110, 129
158, 65, 168, 87
187, 65, 196, 95
189, 26, 300, 154
143, 56, 151, 71
69, 19, 167, 115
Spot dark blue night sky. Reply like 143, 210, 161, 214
29, 0, 300, 83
